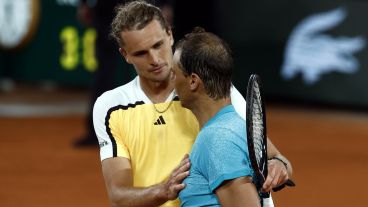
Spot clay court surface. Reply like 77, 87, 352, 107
0, 86, 367, 207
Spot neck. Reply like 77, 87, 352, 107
140, 75, 175, 103
190, 96, 231, 128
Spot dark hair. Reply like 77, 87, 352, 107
110, 1, 170, 46
175, 27, 233, 100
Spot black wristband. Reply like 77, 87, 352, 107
269, 157, 288, 169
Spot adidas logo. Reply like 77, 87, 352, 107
154, 115, 166, 125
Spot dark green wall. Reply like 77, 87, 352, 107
0, 1, 133, 86
214, 0, 368, 107
2, 0, 368, 107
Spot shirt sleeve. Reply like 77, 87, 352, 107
197, 128, 254, 192
93, 95, 130, 161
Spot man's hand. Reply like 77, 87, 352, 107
159, 154, 191, 201
262, 158, 289, 192
102, 155, 191, 207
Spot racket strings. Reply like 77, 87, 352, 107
251, 82, 266, 173
247, 75, 271, 202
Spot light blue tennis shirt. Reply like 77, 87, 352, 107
179, 105, 254, 207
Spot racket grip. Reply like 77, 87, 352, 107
260, 191, 270, 198
272, 179, 296, 192
285, 179, 296, 186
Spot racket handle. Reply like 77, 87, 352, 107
272, 179, 296, 192
260, 191, 270, 198
285, 179, 296, 186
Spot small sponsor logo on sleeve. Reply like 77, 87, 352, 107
99, 141, 109, 148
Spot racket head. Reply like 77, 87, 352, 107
246, 74, 268, 196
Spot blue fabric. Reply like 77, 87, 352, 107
179, 105, 254, 207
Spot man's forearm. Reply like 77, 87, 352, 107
103, 155, 190, 207
108, 183, 168, 207
267, 137, 293, 178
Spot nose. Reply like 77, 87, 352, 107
148, 50, 159, 66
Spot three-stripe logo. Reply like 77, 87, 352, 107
154, 115, 166, 125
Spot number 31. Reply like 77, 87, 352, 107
59, 26, 98, 72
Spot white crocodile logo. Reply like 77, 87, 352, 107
281, 7, 365, 84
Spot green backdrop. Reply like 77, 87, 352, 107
0, 1, 134, 86
215, 0, 368, 107
1, 0, 368, 107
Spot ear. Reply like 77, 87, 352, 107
189, 73, 200, 91
167, 29, 174, 46
119, 47, 131, 64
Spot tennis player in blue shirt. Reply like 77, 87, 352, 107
172, 27, 261, 207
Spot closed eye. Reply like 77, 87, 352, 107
153, 40, 164, 49
132, 50, 147, 57
132, 40, 164, 57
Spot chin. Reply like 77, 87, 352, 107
155, 70, 171, 81
176, 95, 185, 107
180, 101, 190, 110
179, 101, 185, 107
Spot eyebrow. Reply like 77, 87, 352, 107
131, 38, 164, 56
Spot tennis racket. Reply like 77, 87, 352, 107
246, 74, 295, 206
246, 74, 269, 205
